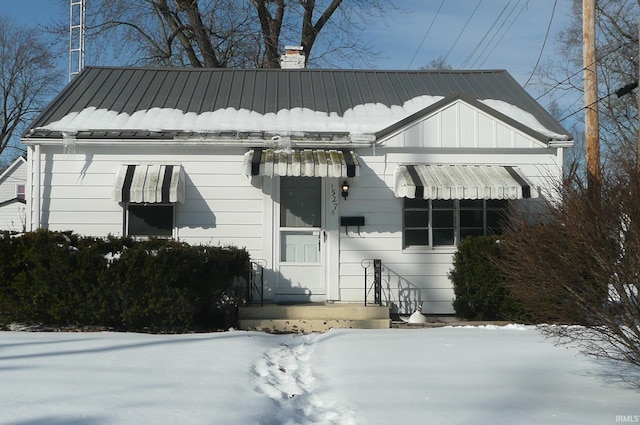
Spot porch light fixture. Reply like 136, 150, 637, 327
341, 181, 350, 200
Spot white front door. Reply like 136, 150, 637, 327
275, 177, 325, 302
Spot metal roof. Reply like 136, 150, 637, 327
25, 67, 571, 141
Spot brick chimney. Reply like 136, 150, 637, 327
280, 46, 306, 69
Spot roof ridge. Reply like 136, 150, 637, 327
80, 65, 508, 75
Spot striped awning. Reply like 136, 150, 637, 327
394, 164, 534, 200
243, 148, 359, 178
113, 164, 185, 203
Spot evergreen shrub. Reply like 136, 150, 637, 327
449, 235, 525, 321
0, 230, 250, 331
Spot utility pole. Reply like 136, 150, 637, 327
583, 0, 600, 194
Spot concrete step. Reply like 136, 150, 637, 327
238, 303, 391, 333
239, 304, 389, 320
240, 318, 391, 334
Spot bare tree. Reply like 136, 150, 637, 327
538, 0, 639, 165
496, 156, 640, 384
0, 15, 61, 161
419, 56, 453, 71
53, 0, 391, 68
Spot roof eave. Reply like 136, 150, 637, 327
22, 129, 375, 148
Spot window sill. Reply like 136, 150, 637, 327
402, 245, 457, 253
128, 235, 174, 241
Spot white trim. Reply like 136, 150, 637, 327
0, 156, 26, 182
33, 145, 41, 230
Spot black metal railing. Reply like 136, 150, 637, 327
247, 259, 267, 306
361, 258, 382, 306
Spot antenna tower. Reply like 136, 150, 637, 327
69, 0, 86, 81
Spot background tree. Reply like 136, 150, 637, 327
0, 15, 61, 163
52, 0, 391, 69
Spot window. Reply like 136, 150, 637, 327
485, 200, 509, 235
279, 177, 322, 262
280, 177, 321, 227
127, 204, 174, 237
16, 184, 25, 200
403, 198, 508, 248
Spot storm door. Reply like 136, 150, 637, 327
275, 177, 325, 301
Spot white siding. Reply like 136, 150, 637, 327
0, 158, 27, 231
30, 145, 264, 259
0, 201, 26, 232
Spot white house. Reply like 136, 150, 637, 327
0, 156, 27, 232
21, 66, 572, 315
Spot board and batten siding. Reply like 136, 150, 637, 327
28, 144, 264, 258
387, 99, 551, 150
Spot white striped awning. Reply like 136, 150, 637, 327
243, 148, 359, 178
113, 164, 185, 203
394, 164, 534, 200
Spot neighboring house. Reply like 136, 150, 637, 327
21, 64, 572, 315
0, 156, 27, 232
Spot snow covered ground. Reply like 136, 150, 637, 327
1, 325, 638, 425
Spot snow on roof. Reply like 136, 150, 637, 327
40, 95, 569, 141
479, 99, 570, 141
41, 95, 444, 135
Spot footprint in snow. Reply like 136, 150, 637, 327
253, 333, 355, 425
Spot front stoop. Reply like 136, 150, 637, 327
238, 304, 390, 333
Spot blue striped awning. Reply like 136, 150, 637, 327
394, 164, 534, 200
113, 164, 185, 203
243, 148, 358, 178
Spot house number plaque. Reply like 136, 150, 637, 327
330, 183, 338, 214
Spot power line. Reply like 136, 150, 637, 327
467, 0, 523, 69
534, 42, 632, 102
523, 0, 557, 88
558, 95, 605, 123
407, 0, 445, 69
557, 80, 638, 123
459, 0, 513, 69
556, 94, 585, 122
477, 0, 527, 68
442, 0, 483, 64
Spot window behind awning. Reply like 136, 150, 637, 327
113, 164, 185, 203
243, 148, 359, 178
394, 164, 534, 200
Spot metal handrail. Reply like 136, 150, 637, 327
248, 259, 267, 306
361, 258, 382, 306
